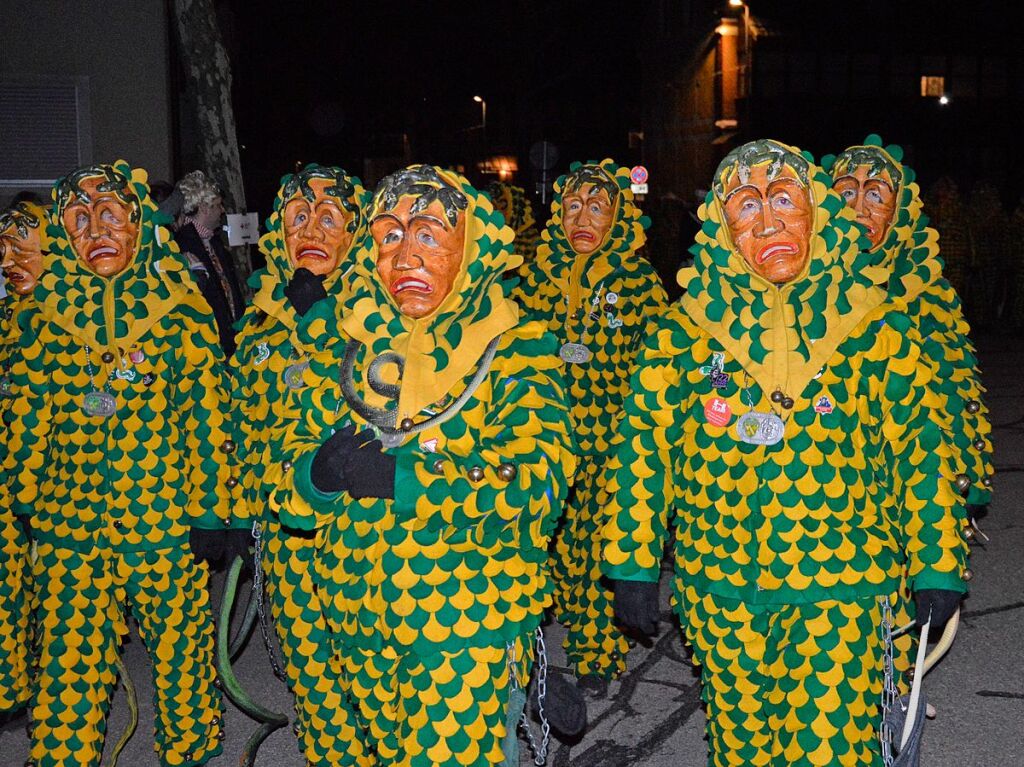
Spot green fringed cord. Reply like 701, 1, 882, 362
105, 656, 138, 767
217, 556, 288, 767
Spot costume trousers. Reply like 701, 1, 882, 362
28, 542, 222, 767
339, 636, 532, 767
678, 584, 913, 767
262, 518, 371, 766
0, 513, 33, 712
551, 459, 630, 678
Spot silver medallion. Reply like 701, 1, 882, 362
559, 342, 593, 365
82, 390, 117, 418
0, 377, 12, 398
735, 411, 785, 446
283, 361, 309, 390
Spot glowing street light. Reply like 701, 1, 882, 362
473, 95, 487, 129
729, 0, 744, 6
939, 95, 950, 105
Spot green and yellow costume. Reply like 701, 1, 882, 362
825, 136, 993, 508
517, 159, 667, 680
269, 165, 576, 766
231, 165, 372, 766
486, 182, 541, 270
0, 201, 47, 717
600, 142, 969, 766
0, 162, 246, 767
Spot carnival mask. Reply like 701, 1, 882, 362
833, 165, 897, 249
0, 214, 44, 296
372, 195, 466, 319
62, 176, 140, 278
284, 177, 355, 276
722, 162, 812, 285
563, 185, 615, 255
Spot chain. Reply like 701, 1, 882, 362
251, 521, 287, 683
564, 282, 606, 347
512, 628, 551, 765
879, 596, 898, 766
83, 344, 116, 394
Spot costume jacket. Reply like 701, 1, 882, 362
600, 154, 970, 607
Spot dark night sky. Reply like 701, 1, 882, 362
213, 0, 1023, 209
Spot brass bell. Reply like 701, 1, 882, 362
467, 466, 485, 482
770, 390, 784, 403
781, 397, 794, 410
220, 439, 236, 454
282, 459, 293, 471
963, 526, 975, 541
225, 477, 238, 489
101, 351, 115, 364
954, 474, 971, 495
400, 417, 415, 432
983, 474, 993, 488
973, 439, 986, 451
216, 729, 226, 741
965, 400, 980, 414
432, 458, 445, 474
211, 717, 222, 727
497, 463, 518, 481
963, 568, 974, 582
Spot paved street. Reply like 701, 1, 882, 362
2, 336, 1021, 767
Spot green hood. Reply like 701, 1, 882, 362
678, 139, 885, 401
40, 160, 193, 353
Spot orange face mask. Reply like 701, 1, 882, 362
284, 177, 356, 276
61, 176, 139, 278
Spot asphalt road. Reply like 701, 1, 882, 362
2, 336, 1021, 766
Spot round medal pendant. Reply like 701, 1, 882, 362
283, 361, 309, 390
82, 390, 118, 418
559, 342, 593, 365
735, 411, 785, 446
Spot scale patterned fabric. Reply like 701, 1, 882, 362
0, 161, 244, 767
824, 136, 993, 507
486, 181, 541, 271
600, 143, 969, 766
231, 164, 373, 766
516, 159, 667, 679
267, 166, 575, 766
0, 201, 47, 714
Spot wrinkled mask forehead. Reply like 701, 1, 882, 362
831, 147, 901, 191
56, 167, 141, 223
562, 166, 619, 208
281, 169, 361, 230
714, 141, 811, 203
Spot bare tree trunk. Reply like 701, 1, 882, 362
172, 0, 252, 281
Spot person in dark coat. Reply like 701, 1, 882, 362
174, 170, 245, 357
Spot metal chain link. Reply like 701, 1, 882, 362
510, 628, 551, 765
251, 521, 287, 683
879, 596, 899, 766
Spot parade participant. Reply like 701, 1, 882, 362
0, 201, 47, 725
0, 161, 249, 767
516, 159, 667, 695
924, 178, 970, 309
486, 181, 541, 270
601, 140, 969, 766
231, 164, 371, 765
269, 164, 578, 765
826, 135, 993, 516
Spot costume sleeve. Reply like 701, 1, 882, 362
177, 305, 248, 530
1, 315, 53, 518
600, 319, 685, 583
391, 353, 576, 540
877, 322, 969, 593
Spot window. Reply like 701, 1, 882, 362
920, 76, 946, 97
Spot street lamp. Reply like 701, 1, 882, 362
473, 95, 487, 129
729, 0, 744, 6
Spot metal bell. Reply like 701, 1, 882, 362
220, 440, 236, 454
770, 390, 784, 403
225, 477, 238, 489
467, 466, 485, 482
965, 400, 981, 414
101, 351, 115, 364
954, 474, 971, 494
973, 439, 986, 451
983, 474, 993, 488
497, 463, 518, 481
781, 397, 794, 410
432, 458, 445, 474
400, 418, 415, 432
282, 459, 293, 471
963, 526, 975, 541
963, 568, 974, 582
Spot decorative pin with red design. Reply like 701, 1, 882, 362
704, 396, 732, 427
814, 395, 834, 414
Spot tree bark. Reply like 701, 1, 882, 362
172, 0, 252, 281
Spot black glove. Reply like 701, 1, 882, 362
310, 424, 362, 494
342, 433, 396, 500
223, 528, 254, 574
283, 267, 327, 317
915, 589, 962, 629
542, 671, 587, 736
612, 579, 660, 636
189, 527, 225, 565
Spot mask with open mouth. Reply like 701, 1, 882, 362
283, 175, 359, 276
58, 171, 140, 278
829, 145, 900, 251
561, 166, 618, 256
0, 202, 46, 296
716, 140, 813, 285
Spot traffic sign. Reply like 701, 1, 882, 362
630, 165, 649, 185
